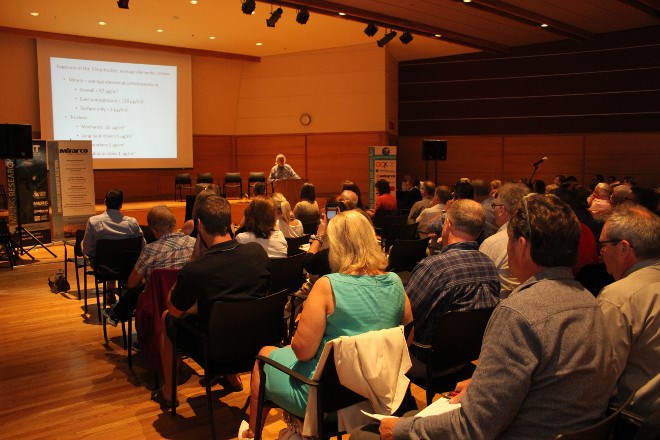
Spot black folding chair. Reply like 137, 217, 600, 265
555, 391, 635, 439
285, 234, 311, 256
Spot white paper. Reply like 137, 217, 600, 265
360, 410, 397, 421
415, 398, 461, 418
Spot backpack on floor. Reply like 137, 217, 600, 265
48, 269, 70, 293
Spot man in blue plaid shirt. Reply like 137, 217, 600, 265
407, 199, 500, 364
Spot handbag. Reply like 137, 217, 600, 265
48, 269, 71, 293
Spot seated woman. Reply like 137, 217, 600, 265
368, 179, 397, 218
294, 182, 320, 218
277, 199, 304, 238
236, 197, 288, 258
241, 210, 413, 439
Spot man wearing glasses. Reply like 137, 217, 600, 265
597, 204, 660, 420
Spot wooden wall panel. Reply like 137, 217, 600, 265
306, 133, 383, 197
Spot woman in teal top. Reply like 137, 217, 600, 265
241, 210, 413, 439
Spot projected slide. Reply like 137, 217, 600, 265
50, 57, 177, 159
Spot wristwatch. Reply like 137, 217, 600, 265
310, 234, 324, 244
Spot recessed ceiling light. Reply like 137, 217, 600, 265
157, 29, 164, 33
209, 36, 216, 40
463, 0, 472, 2
434, 34, 442, 38
99, 21, 107, 26
190, 0, 198, 4
541, 23, 549, 27
30, 12, 39, 17
338, 12, 346, 16
256, 42, 263, 46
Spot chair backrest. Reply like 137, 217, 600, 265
387, 237, 430, 272
373, 210, 400, 231
249, 172, 266, 182
94, 236, 144, 275
74, 229, 86, 256
175, 173, 191, 185
395, 222, 419, 241
197, 173, 213, 184
139, 225, 157, 244
317, 345, 367, 414
206, 290, 289, 362
270, 252, 306, 293
554, 392, 636, 440
224, 172, 242, 183
118, 250, 141, 287
429, 308, 495, 372
285, 234, 310, 256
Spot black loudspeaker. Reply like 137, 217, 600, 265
422, 139, 447, 161
0, 124, 33, 159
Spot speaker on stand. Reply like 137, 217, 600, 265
422, 139, 447, 183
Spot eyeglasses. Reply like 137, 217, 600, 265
491, 203, 504, 209
598, 239, 620, 250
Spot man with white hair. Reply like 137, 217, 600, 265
597, 204, 660, 418
268, 153, 300, 184
407, 181, 435, 224
587, 182, 613, 218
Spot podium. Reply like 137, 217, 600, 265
273, 178, 305, 206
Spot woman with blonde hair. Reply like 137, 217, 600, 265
277, 199, 304, 238
240, 209, 413, 439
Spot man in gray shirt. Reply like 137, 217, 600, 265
353, 194, 617, 440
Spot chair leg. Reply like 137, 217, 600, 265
205, 368, 217, 440
171, 327, 178, 417
121, 321, 127, 349
127, 316, 133, 368
255, 360, 267, 440
102, 283, 108, 341
75, 265, 81, 300
95, 281, 101, 322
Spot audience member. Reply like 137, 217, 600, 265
82, 188, 144, 260
153, 195, 270, 408
400, 176, 422, 210
479, 183, 530, 298
277, 199, 303, 238
489, 179, 502, 198
268, 154, 300, 184
342, 180, 365, 209
236, 197, 287, 258
104, 205, 196, 326
368, 179, 397, 218
252, 181, 266, 197
427, 181, 474, 239
629, 186, 660, 214
354, 194, 617, 440
611, 184, 632, 207
339, 190, 359, 206
588, 182, 613, 218
182, 186, 223, 259
597, 204, 660, 418
241, 210, 413, 439
553, 174, 566, 186
471, 179, 497, 240
407, 181, 435, 224
533, 179, 546, 195
416, 186, 451, 239
293, 182, 319, 218
406, 199, 499, 365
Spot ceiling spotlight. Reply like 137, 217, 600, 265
117, 0, 129, 9
296, 8, 310, 24
364, 23, 378, 37
266, 7, 283, 27
241, 0, 256, 15
377, 30, 397, 47
399, 31, 413, 44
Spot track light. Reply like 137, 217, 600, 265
266, 7, 283, 27
241, 0, 256, 15
377, 30, 397, 47
117, 0, 129, 9
296, 8, 310, 24
399, 31, 413, 44
364, 23, 378, 37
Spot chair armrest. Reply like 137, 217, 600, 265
256, 354, 317, 387
412, 341, 431, 350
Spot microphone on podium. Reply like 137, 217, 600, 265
532, 157, 548, 167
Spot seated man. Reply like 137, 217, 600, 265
416, 185, 451, 239
407, 199, 499, 366
407, 181, 435, 225
352, 194, 617, 440
598, 204, 660, 419
104, 205, 196, 326
154, 195, 270, 406
82, 188, 144, 260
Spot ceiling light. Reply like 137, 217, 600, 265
266, 7, 283, 27
463, 0, 472, 2
99, 21, 107, 26
209, 36, 216, 40
434, 34, 442, 38
364, 23, 378, 37
117, 0, 129, 9
296, 8, 310, 24
157, 29, 164, 32
541, 23, 549, 28
338, 12, 346, 16
241, 0, 256, 15
400, 31, 413, 44
190, 0, 198, 4
377, 30, 397, 47
30, 12, 39, 17
256, 42, 263, 46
